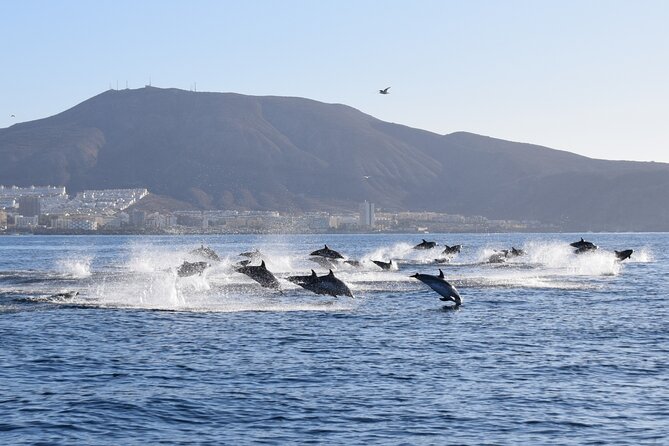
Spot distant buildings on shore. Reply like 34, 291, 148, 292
359, 201, 375, 229
0, 185, 554, 234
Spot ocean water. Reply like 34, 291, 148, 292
1, 233, 668, 445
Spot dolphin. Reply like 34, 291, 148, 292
235, 260, 280, 289
177, 261, 210, 277
574, 246, 597, 254
442, 244, 462, 255
615, 249, 633, 261
488, 250, 509, 263
372, 259, 393, 270
288, 269, 353, 297
310, 244, 345, 259
487, 247, 524, 263
414, 239, 437, 250
569, 238, 597, 254
239, 249, 262, 259
190, 245, 220, 262
570, 238, 597, 250
286, 269, 319, 288
50, 291, 79, 300
309, 256, 339, 270
510, 247, 525, 257
411, 269, 462, 305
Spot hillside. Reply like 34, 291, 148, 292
1, 86, 668, 231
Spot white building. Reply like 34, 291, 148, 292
358, 201, 375, 228
52, 216, 98, 230
15, 215, 39, 228
0, 185, 68, 212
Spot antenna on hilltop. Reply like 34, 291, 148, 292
194, 82, 197, 92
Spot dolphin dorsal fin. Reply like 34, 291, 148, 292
324, 244, 329, 249
328, 269, 334, 277
422, 239, 427, 243
581, 238, 584, 242
311, 269, 317, 277
261, 260, 266, 268
438, 269, 444, 279
389, 260, 392, 265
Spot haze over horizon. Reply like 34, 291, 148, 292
1, 0, 668, 162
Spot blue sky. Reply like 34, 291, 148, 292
1, 0, 668, 161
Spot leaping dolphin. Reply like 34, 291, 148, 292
486, 247, 525, 263
615, 249, 633, 261
286, 269, 319, 292
570, 238, 597, 251
235, 260, 280, 289
414, 239, 437, 250
574, 244, 598, 255
372, 259, 393, 270
442, 244, 462, 255
177, 261, 210, 277
239, 249, 262, 259
190, 245, 220, 261
310, 244, 345, 259
309, 256, 339, 270
287, 269, 353, 297
510, 247, 525, 257
411, 269, 462, 305
488, 250, 509, 263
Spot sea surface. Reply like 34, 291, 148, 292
1, 233, 668, 445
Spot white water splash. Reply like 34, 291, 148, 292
627, 247, 653, 263
76, 244, 354, 312
56, 256, 92, 278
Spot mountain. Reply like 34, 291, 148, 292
1, 86, 668, 231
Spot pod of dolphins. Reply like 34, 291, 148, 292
52, 237, 635, 307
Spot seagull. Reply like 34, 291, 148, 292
379, 87, 390, 95
10, 114, 15, 118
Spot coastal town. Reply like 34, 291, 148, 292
0, 185, 555, 234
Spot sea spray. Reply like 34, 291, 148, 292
56, 256, 92, 278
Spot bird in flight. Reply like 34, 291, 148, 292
379, 87, 390, 95
10, 114, 15, 118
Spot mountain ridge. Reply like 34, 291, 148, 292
1, 86, 668, 231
